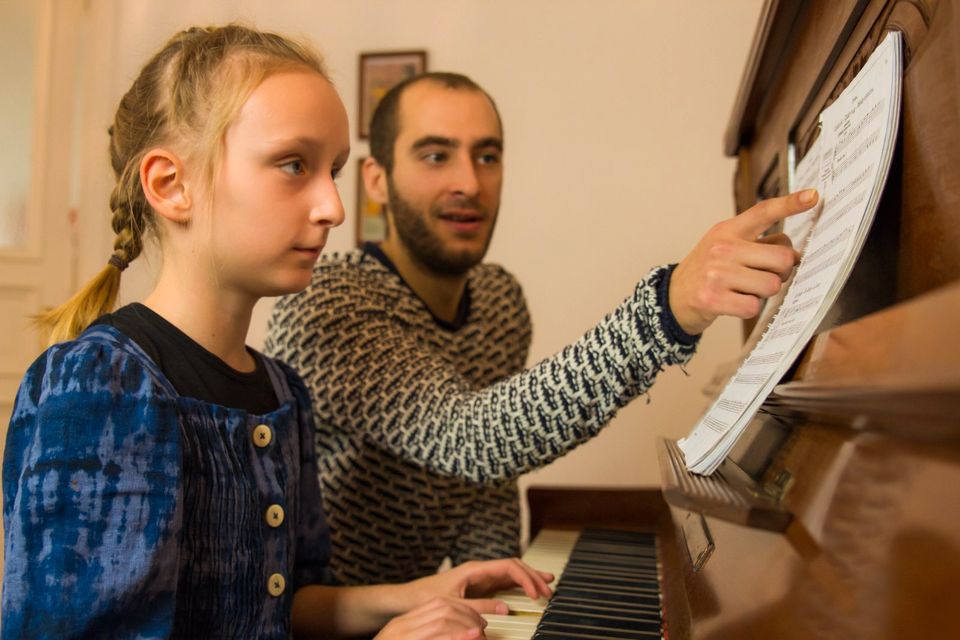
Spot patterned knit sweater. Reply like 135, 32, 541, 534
265, 248, 698, 584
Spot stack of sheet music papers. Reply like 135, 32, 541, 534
679, 30, 903, 475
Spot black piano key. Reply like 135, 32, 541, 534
538, 611, 662, 632
563, 567, 659, 584
551, 593, 661, 610
572, 541, 657, 555
548, 600, 662, 622
534, 631, 661, 639
535, 619, 661, 639
534, 629, 662, 639
563, 563, 656, 580
562, 570, 660, 585
572, 545, 658, 559
533, 528, 663, 640
560, 576, 660, 595
566, 552, 657, 569
564, 567, 660, 583
550, 594, 661, 616
553, 586, 661, 608
580, 529, 656, 544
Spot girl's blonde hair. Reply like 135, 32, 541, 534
37, 24, 327, 344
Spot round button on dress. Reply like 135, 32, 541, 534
252, 424, 273, 447
267, 573, 286, 597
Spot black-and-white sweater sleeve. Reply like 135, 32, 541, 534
266, 261, 698, 485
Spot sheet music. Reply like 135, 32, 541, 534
744, 134, 824, 348
783, 135, 822, 247
679, 31, 903, 475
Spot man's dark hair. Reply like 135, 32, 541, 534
368, 71, 502, 174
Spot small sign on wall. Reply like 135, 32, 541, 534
355, 157, 386, 246
357, 50, 427, 139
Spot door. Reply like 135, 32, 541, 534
0, 0, 86, 570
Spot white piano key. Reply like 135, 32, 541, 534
483, 613, 541, 640
484, 529, 579, 638
495, 591, 550, 613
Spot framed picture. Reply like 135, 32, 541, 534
356, 158, 387, 246
358, 50, 427, 138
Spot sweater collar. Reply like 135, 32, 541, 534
362, 242, 472, 331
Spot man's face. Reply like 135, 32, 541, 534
386, 82, 503, 275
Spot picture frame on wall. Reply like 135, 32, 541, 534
355, 158, 387, 246
358, 50, 427, 139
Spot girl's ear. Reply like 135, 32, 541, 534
361, 156, 389, 206
140, 148, 192, 224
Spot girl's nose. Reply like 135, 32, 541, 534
310, 180, 345, 227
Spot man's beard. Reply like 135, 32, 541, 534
386, 176, 497, 276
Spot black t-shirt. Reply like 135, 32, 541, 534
93, 303, 279, 414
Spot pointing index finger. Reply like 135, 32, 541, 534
731, 189, 818, 238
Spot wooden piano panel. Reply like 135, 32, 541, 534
678, 426, 960, 639
693, 282, 960, 638
677, 0, 960, 637
898, 0, 960, 296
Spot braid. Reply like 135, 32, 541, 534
108, 176, 147, 268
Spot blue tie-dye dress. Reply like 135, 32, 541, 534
2, 325, 332, 638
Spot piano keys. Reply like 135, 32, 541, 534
483, 529, 576, 640
485, 529, 665, 639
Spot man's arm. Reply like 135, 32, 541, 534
266, 191, 811, 485
268, 261, 694, 484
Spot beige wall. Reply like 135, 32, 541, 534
74, 0, 763, 493
0, 1, 38, 247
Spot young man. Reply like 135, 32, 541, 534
265, 72, 812, 585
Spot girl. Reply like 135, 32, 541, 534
2, 24, 551, 639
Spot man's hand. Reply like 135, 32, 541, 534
669, 189, 818, 335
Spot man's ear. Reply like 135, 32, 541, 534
362, 156, 389, 206
140, 148, 192, 224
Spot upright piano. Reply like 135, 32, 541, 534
487, 1, 960, 638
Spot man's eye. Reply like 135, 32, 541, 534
423, 152, 447, 164
478, 153, 501, 165
279, 159, 306, 175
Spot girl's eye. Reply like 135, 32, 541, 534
331, 166, 343, 180
279, 159, 306, 176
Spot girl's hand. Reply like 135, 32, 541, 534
406, 558, 554, 611
292, 559, 553, 638
374, 596, 494, 640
